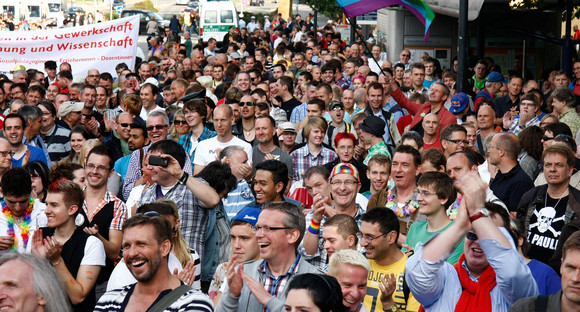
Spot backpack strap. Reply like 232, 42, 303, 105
148, 284, 192, 312
534, 295, 548, 312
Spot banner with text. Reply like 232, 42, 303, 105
0, 16, 139, 79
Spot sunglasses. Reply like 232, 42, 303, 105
174, 120, 187, 125
465, 231, 478, 241
239, 101, 254, 107
146, 125, 168, 132
119, 123, 131, 128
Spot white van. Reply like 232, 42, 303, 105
200, 1, 238, 43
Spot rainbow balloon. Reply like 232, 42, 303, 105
337, 0, 435, 41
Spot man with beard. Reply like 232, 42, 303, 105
253, 114, 293, 174
234, 95, 257, 144
94, 214, 213, 311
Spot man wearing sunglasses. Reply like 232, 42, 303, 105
406, 172, 538, 311
516, 144, 580, 274
488, 132, 534, 215
217, 201, 321, 312
234, 95, 257, 144
104, 112, 134, 161
440, 124, 468, 159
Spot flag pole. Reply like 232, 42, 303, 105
347, 17, 389, 79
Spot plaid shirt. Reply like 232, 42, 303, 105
138, 179, 210, 265
83, 191, 127, 231
259, 253, 302, 312
122, 144, 193, 200
508, 115, 540, 135
336, 77, 350, 91
177, 127, 216, 166
300, 204, 365, 268
290, 145, 337, 182
289, 102, 307, 124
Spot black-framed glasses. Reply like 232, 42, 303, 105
86, 163, 111, 172
466, 231, 478, 241
239, 101, 254, 107
447, 139, 469, 145
0, 151, 13, 157
356, 232, 387, 243
251, 226, 292, 234
119, 123, 131, 128
173, 120, 187, 125
146, 125, 168, 132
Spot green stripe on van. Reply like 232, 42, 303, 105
202, 25, 235, 32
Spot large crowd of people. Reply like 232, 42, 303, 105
2, 13, 580, 312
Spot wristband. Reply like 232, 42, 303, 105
179, 172, 189, 184
308, 219, 321, 234
51, 258, 63, 266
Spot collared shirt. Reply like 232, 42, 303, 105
138, 179, 210, 264
290, 144, 337, 182
558, 108, 580, 138
404, 86, 429, 99
405, 229, 539, 312
300, 204, 365, 268
23, 135, 51, 168
383, 96, 406, 124
259, 253, 302, 312
290, 102, 307, 124
83, 191, 127, 231
177, 127, 217, 166
508, 115, 541, 135
364, 141, 391, 165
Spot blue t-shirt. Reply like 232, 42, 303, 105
114, 154, 132, 181
12, 145, 48, 168
528, 259, 561, 296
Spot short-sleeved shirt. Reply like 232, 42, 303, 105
252, 145, 293, 174
193, 136, 253, 167
11, 144, 48, 168
405, 220, 464, 264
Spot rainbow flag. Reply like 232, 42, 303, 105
337, 0, 435, 41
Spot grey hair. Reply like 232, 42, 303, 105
483, 132, 496, 155
18, 104, 43, 122
9, 98, 25, 110
147, 110, 169, 125
219, 145, 245, 160
13, 70, 27, 79
0, 252, 72, 312
262, 201, 305, 249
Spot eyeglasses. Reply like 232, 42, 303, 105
174, 120, 187, 125
447, 139, 469, 145
465, 231, 478, 241
119, 123, 131, 128
86, 163, 111, 172
417, 190, 437, 197
356, 232, 387, 243
251, 226, 292, 234
0, 151, 13, 157
239, 101, 254, 107
331, 106, 344, 111
329, 179, 358, 187
146, 124, 168, 132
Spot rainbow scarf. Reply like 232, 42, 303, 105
337, 0, 435, 41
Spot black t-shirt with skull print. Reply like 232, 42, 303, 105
526, 194, 568, 264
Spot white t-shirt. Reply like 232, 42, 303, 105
193, 136, 253, 167
0, 200, 47, 253
82, 235, 107, 266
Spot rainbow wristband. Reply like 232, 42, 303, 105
308, 219, 321, 234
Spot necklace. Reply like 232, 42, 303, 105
385, 185, 420, 217
243, 125, 255, 137
2, 199, 34, 251
545, 188, 568, 209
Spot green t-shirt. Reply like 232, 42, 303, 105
405, 220, 464, 264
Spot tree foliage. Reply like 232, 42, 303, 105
131, 0, 158, 12
301, 0, 342, 19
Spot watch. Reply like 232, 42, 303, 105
469, 207, 490, 223
383, 304, 398, 312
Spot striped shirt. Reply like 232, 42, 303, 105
41, 123, 71, 164
94, 283, 214, 312
222, 179, 254, 219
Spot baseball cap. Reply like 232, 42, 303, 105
449, 92, 469, 114
280, 121, 296, 133
231, 207, 262, 226
486, 72, 507, 84
58, 101, 84, 117
330, 163, 360, 182
141, 77, 159, 87
230, 51, 242, 59
329, 101, 344, 111
11, 64, 25, 72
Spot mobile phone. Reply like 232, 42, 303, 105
149, 155, 168, 167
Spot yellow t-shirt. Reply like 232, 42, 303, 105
363, 252, 420, 312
